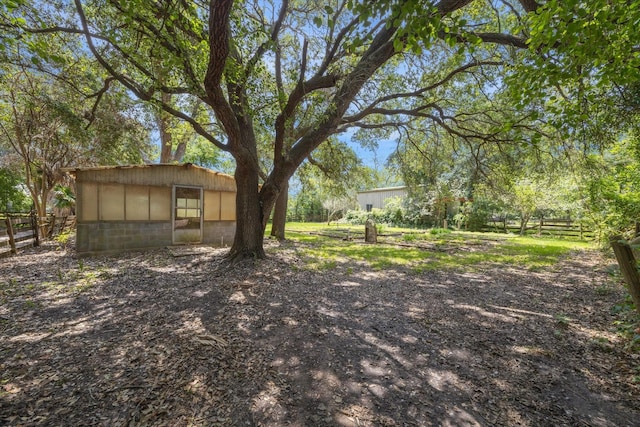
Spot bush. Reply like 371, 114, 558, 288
452, 212, 467, 230
0, 168, 31, 212
343, 209, 370, 225
464, 199, 498, 231
429, 227, 452, 235
403, 233, 422, 242
343, 207, 403, 227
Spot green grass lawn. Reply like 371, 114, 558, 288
269, 222, 594, 272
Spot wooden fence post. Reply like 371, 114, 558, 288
5, 217, 17, 255
30, 210, 39, 247
610, 235, 640, 315
47, 214, 55, 238
365, 219, 377, 243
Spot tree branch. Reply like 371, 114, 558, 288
274, 38, 309, 160
306, 154, 333, 176
73, 0, 226, 151
440, 29, 528, 49
244, 0, 288, 83
518, 0, 541, 13
205, 0, 232, 89
476, 31, 528, 48
85, 77, 117, 128
204, 0, 241, 147
316, 15, 361, 78
107, 1, 204, 93
435, 0, 475, 15
343, 60, 502, 124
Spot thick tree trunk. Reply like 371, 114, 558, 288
519, 214, 530, 235
26, 178, 49, 240
158, 93, 173, 163
228, 160, 266, 260
270, 180, 288, 240
173, 141, 187, 163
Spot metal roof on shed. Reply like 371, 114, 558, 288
63, 163, 236, 192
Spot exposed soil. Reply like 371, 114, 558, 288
1, 238, 639, 426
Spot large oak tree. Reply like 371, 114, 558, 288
5, 0, 636, 259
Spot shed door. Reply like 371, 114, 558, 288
173, 186, 203, 244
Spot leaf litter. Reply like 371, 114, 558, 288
0, 239, 638, 426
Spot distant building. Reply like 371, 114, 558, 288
357, 186, 407, 211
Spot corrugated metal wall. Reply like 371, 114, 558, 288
357, 187, 407, 210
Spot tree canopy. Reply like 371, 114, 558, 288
2, 0, 639, 255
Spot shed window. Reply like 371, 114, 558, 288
366, 204, 373, 212
100, 184, 125, 220
125, 185, 149, 221
175, 186, 202, 229
220, 192, 236, 220
204, 191, 221, 220
150, 187, 171, 220
80, 183, 98, 221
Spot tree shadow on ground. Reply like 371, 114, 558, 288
1, 246, 261, 425
1, 243, 638, 426
216, 255, 639, 426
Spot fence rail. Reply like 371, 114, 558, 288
0, 213, 76, 258
482, 218, 594, 239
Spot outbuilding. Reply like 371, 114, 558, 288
357, 186, 408, 211
66, 164, 236, 255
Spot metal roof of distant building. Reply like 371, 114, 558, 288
357, 186, 407, 194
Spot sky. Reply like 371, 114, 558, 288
350, 137, 397, 169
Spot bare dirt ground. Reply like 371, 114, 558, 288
1, 238, 639, 426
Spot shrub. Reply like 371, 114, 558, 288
403, 233, 420, 242
429, 227, 452, 235
344, 209, 369, 225
465, 199, 498, 231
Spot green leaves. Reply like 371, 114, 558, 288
579, 135, 640, 238
524, 0, 640, 86
0, 0, 26, 11
509, 0, 640, 158
0, 167, 30, 212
